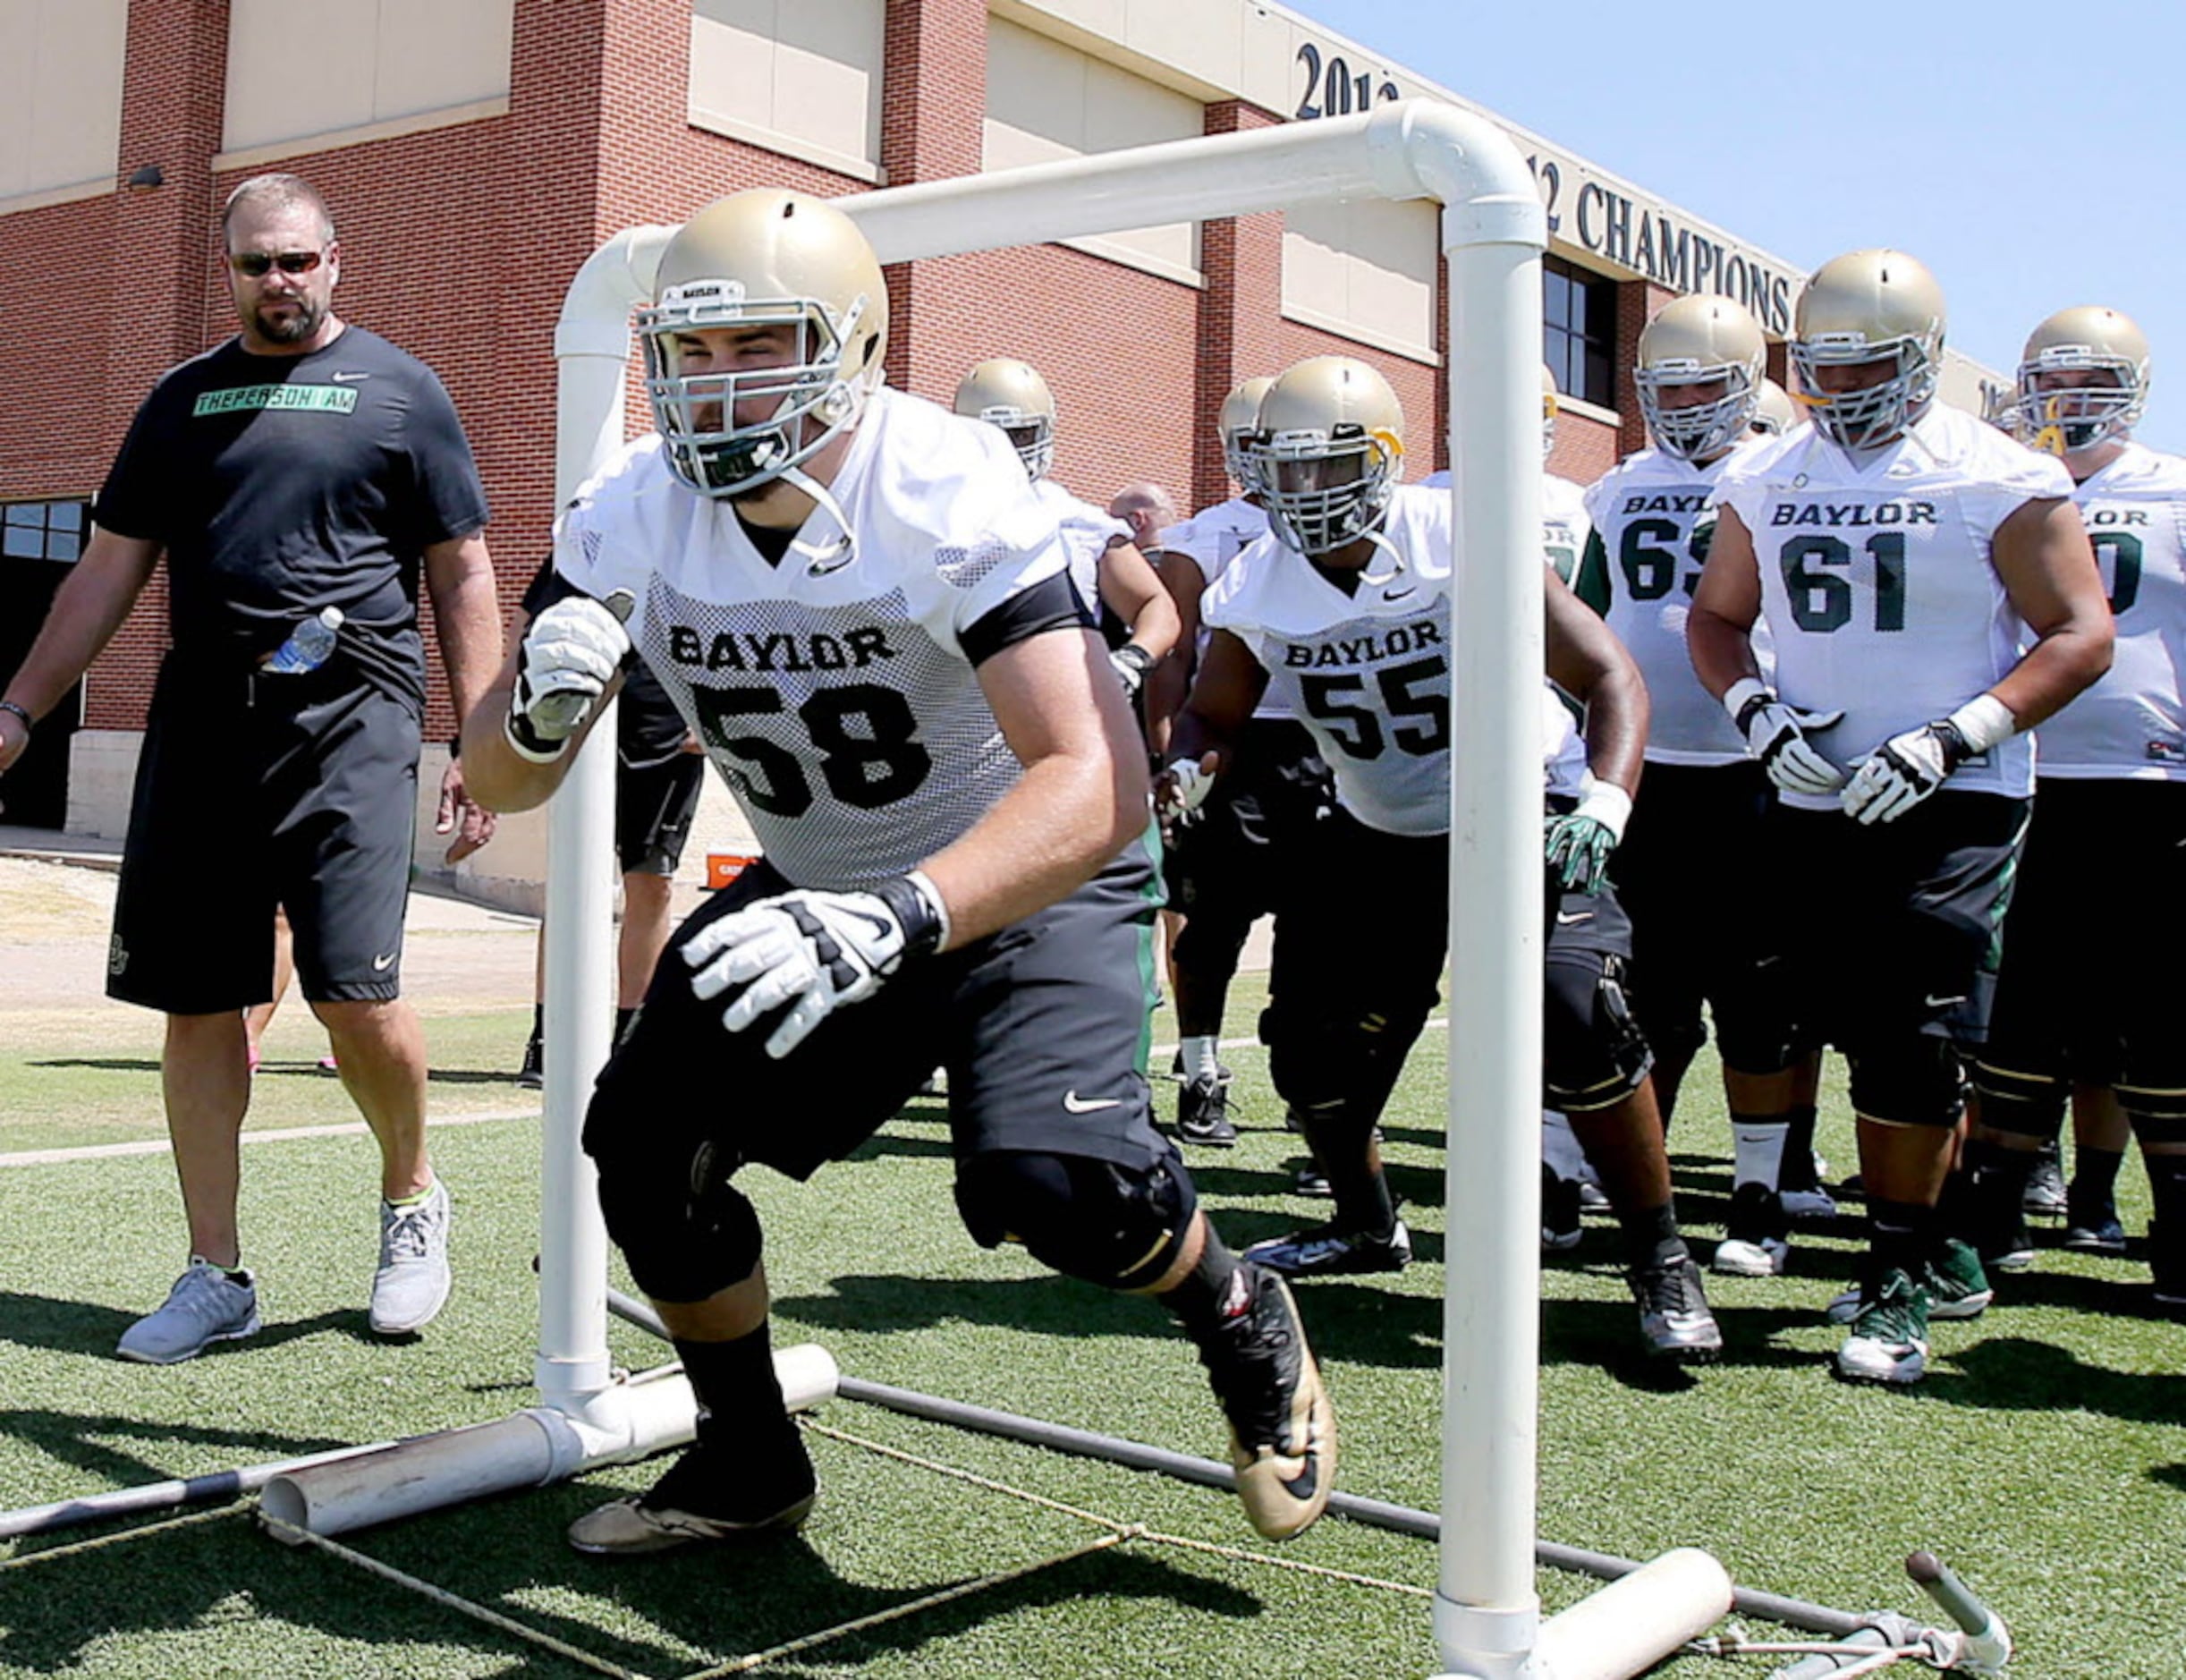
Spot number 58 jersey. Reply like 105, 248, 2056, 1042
1710, 404, 2075, 810
551, 387, 1076, 890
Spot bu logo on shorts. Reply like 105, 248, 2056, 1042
107, 935, 129, 977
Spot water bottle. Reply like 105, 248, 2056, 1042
263, 607, 343, 675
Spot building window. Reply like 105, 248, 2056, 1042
3, 500, 88, 562
1544, 257, 1615, 409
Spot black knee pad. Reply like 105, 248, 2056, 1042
1263, 997, 1429, 1116
1711, 967, 1804, 1077
1544, 951, 1653, 1113
1848, 1035, 1966, 1128
590, 1125, 762, 1303
1969, 1057, 2068, 1140
953, 1146, 1198, 1292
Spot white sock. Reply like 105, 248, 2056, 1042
1180, 1036, 1219, 1082
1732, 1120, 1790, 1192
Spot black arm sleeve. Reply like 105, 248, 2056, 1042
959, 569, 1095, 667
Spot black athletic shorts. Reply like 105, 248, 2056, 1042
1166, 718, 1332, 977
587, 835, 1171, 1184
615, 748, 706, 878
108, 656, 420, 1014
1613, 759, 1798, 1073
1764, 791, 2028, 1057
1980, 777, 2186, 1095
1265, 807, 1642, 1107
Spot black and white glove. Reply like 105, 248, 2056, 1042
1157, 752, 1219, 826
1109, 643, 1155, 700
682, 873, 947, 1058
1544, 779, 1632, 895
1840, 695, 2015, 827
1724, 677, 1845, 797
505, 594, 631, 762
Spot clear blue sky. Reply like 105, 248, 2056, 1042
1293, 0, 2184, 451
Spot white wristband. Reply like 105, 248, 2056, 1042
1573, 776, 1634, 843
1722, 676, 1769, 725
1945, 693, 2016, 756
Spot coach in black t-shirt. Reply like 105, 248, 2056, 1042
0, 174, 504, 1364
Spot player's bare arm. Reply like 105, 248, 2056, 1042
0, 529, 161, 775
1685, 505, 1763, 699
1985, 495, 2114, 729
1097, 539, 1182, 667
1160, 628, 1268, 819
912, 624, 1148, 948
1546, 565, 1648, 795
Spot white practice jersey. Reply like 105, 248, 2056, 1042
1160, 496, 1290, 720
1419, 469, 1591, 586
1030, 476, 1130, 614
1583, 442, 1773, 766
1711, 403, 2072, 810
553, 387, 1074, 889
1204, 484, 1586, 836
2035, 443, 2186, 779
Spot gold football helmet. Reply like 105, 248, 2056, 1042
1540, 362, 1560, 462
1634, 295, 1767, 462
953, 358, 1057, 480
1789, 249, 1945, 450
1220, 375, 1275, 489
1248, 357, 1404, 556
1750, 377, 1799, 437
639, 189, 889, 498
2016, 306, 2150, 456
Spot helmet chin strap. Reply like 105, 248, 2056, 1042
1358, 526, 1408, 590
779, 462, 858, 577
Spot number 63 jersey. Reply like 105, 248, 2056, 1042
1710, 403, 2075, 810
551, 387, 1078, 890
1203, 484, 1586, 836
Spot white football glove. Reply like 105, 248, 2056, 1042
682, 875, 946, 1058
1109, 644, 1155, 700
1157, 752, 1219, 825
1841, 722, 1968, 825
1724, 678, 1845, 797
506, 593, 632, 762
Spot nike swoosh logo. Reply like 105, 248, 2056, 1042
1555, 911, 1594, 926
331, 370, 369, 382
372, 954, 395, 971
1924, 994, 1964, 1008
1063, 1091, 1122, 1113
1382, 586, 1418, 601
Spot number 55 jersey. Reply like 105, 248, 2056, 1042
1202, 484, 1586, 836
1708, 403, 2074, 810
549, 387, 1082, 890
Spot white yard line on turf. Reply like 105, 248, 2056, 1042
1, 1019, 1452, 1169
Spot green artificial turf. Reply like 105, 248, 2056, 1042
1, 996, 2182, 1679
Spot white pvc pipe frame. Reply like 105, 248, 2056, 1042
538, 99, 1724, 1678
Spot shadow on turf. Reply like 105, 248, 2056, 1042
0, 1408, 355, 1512
31, 1056, 518, 1089
1, 1475, 1262, 1677
0, 1289, 389, 1361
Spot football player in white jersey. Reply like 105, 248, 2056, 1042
1166, 356, 1723, 1364
953, 359, 1179, 725
462, 190, 1334, 1551
1689, 249, 2114, 1385
1750, 378, 1800, 439
1576, 296, 1829, 1279
1953, 307, 2186, 1313
1152, 377, 1336, 1150
1424, 364, 1588, 585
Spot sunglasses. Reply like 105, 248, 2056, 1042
228, 250, 325, 277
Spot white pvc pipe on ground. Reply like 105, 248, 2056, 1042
258, 1344, 836, 1541
1528, 1549, 1734, 1680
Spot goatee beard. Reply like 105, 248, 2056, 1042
257, 300, 322, 344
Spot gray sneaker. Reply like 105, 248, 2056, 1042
117, 1260, 261, 1364
369, 1179, 453, 1335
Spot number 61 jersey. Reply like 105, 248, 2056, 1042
1710, 403, 2075, 810
551, 387, 1076, 890
1203, 484, 1586, 836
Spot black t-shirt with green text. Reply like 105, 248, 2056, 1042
95, 327, 488, 712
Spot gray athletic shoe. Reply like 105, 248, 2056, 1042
369, 1179, 453, 1335
117, 1260, 261, 1364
